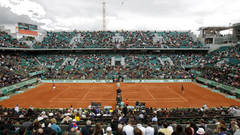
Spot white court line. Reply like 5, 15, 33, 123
51, 98, 182, 100
145, 88, 155, 100
82, 88, 92, 100
49, 87, 71, 102
166, 86, 188, 102
50, 100, 187, 102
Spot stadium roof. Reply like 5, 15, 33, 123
198, 26, 230, 31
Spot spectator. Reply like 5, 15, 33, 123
69, 127, 77, 135
22, 118, 33, 131
123, 106, 128, 117
152, 115, 157, 122
94, 123, 103, 135
2, 129, 10, 135
115, 124, 126, 135
50, 118, 61, 132
37, 128, 44, 135
68, 119, 80, 131
229, 89, 236, 96
203, 103, 208, 110
134, 113, 140, 122
136, 121, 145, 135
134, 128, 142, 135
42, 119, 52, 128
172, 125, 185, 135
51, 130, 57, 135
228, 119, 239, 134
111, 116, 119, 132
89, 127, 95, 135
19, 127, 26, 135
32, 120, 42, 133
105, 127, 112, 135
43, 120, 53, 134
184, 127, 193, 135
229, 106, 236, 116
196, 128, 205, 135
4, 119, 15, 131
154, 121, 163, 135
14, 104, 19, 113
0, 120, 6, 130
217, 126, 230, 135
145, 122, 154, 135
214, 119, 227, 133
189, 121, 198, 134
204, 128, 214, 135
75, 112, 81, 123
158, 122, 172, 135
145, 115, 152, 125
198, 119, 207, 130
167, 126, 173, 134
61, 115, 72, 124
123, 121, 134, 135
82, 120, 92, 135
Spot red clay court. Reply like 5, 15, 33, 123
1, 82, 240, 108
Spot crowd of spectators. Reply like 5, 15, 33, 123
0, 67, 23, 88
33, 31, 78, 49
76, 31, 115, 48
1, 105, 240, 134
0, 52, 44, 88
0, 30, 207, 49
43, 53, 192, 80
201, 66, 239, 88
199, 44, 240, 88
36, 54, 67, 66
0, 31, 28, 48
75, 31, 205, 49
203, 44, 240, 69
0, 52, 39, 71
170, 54, 203, 65
119, 31, 155, 48
30, 30, 206, 49
157, 31, 202, 48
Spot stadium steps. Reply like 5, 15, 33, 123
158, 57, 165, 65
167, 57, 174, 65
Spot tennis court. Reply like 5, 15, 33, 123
1, 82, 239, 108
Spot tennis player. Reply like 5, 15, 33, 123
181, 85, 184, 94
52, 83, 56, 92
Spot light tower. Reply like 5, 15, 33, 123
103, 2, 106, 31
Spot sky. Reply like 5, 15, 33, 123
0, 0, 240, 35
